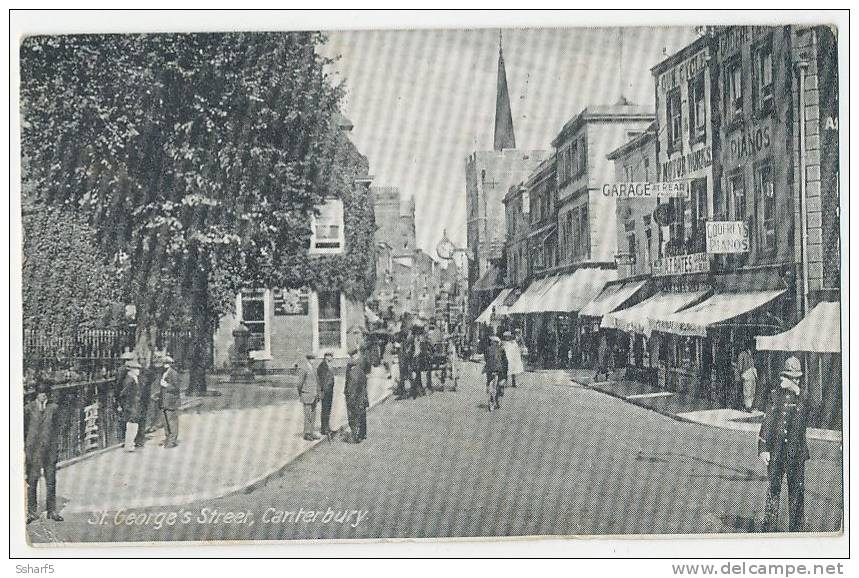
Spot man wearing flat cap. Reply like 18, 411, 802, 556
759, 356, 811, 532
25, 380, 63, 523
344, 346, 369, 442
155, 354, 181, 448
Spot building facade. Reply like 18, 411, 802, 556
213, 119, 375, 370
553, 104, 655, 268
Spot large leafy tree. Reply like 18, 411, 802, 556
21, 32, 345, 393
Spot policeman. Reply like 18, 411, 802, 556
758, 356, 810, 532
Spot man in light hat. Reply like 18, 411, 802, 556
119, 359, 143, 452
296, 351, 322, 441
154, 354, 181, 448
758, 356, 810, 532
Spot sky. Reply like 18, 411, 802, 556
320, 26, 698, 256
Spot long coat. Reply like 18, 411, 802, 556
483, 341, 505, 374
24, 399, 60, 469
158, 366, 182, 410
119, 373, 142, 422
316, 360, 336, 395
297, 361, 321, 405
345, 361, 369, 410
503, 340, 524, 376
758, 380, 811, 463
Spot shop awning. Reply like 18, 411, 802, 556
653, 290, 786, 337
507, 276, 559, 314
539, 268, 618, 313
472, 264, 503, 293
579, 279, 648, 318
475, 288, 514, 325
756, 301, 841, 353
601, 291, 709, 337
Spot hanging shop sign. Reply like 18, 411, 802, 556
651, 252, 710, 277
601, 181, 690, 199
705, 221, 750, 254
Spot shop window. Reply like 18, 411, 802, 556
688, 74, 707, 143
725, 58, 743, 123
667, 197, 686, 256
755, 163, 776, 251
310, 198, 345, 254
677, 336, 697, 367
729, 171, 746, 222
240, 289, 267, 353
667, 88, 682, 154
317, 290, 342, 349
753, 39, 774, 114
689, 178, 707, 253
575, 136, 587, 176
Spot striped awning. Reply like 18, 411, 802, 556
579, 279, 649, 318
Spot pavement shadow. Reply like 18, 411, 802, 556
720, 513, 760, 533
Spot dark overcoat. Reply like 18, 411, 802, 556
758, 383, 811, 463
24, 399, 60, 470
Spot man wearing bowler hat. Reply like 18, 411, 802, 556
759, 356, 811, 532
25, 380, 63, 523
344, 346, 369, 442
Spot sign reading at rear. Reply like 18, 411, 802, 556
602, 181, 690, 198
706, 221, 750, 254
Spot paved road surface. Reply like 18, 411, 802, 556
28, 363, 842, 544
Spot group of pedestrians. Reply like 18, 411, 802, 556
117, 351, 182, 452
481, 329, 524, 411
24, 349, 181, 524
296, 346, 369, 444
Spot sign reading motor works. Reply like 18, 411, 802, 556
706, 221, 750, 254
651, 252, 710, 277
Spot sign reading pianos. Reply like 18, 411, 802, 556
706, 221, 750, 254
651, 252, 710, 277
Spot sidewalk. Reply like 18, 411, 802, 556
568, 368, 842, 443
53, 369, 395, 513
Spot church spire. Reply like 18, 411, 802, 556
493, 31, 516, 151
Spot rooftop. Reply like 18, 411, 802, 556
552, 104, 655, 147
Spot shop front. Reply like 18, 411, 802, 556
602, 289, 710, 389
653, 289, 787, 406
578, 278, 650, 371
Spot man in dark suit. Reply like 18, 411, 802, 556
155, 355, 181, 448
317, 352, 336, 435
759, 356, 811, 532
25, 381, 63, 523
344, 347, 369, 442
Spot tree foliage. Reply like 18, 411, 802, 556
20, 32, 373, 389
22, 202, 123, 333
21, 32, 345, 319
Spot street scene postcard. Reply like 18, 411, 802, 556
13, 12, 846, 551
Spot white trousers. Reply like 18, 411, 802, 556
124, 421, 139, 451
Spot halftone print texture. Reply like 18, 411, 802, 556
19, 25, 842, 545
